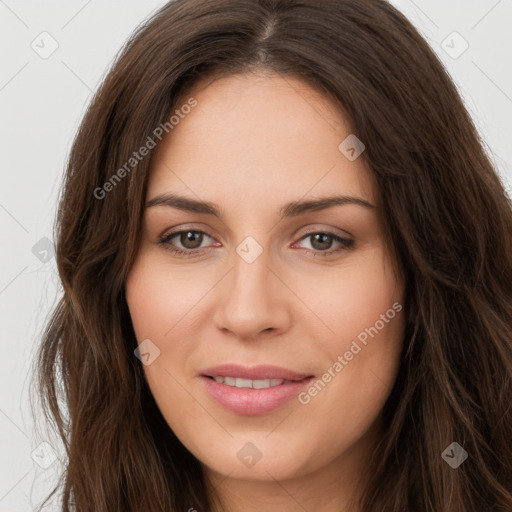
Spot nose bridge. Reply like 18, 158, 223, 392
229, 238, 274, 305
213, 235, 290, 337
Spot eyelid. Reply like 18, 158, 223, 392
294, 224, 354, 240
158, 224, 351, 244
157, 224, 354, 257
157, 223, 218, 242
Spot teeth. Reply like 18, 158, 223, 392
211, 376, 287, 388
224, 376, 237, 386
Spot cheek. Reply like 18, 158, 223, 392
296, 246, 403, 349
125, 259, 204, 428
295, 248, 404, 431
125, 269, 155, 341
125, 254, 210, 381
125, 257, 202, 339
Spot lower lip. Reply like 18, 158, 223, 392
199, 375, 314, 415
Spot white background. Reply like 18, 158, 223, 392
1, 1, 511, 510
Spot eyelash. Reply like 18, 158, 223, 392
157, 229, 355, 258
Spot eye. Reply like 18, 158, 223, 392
156, 228, 355, 258
157, 229, 217, 256
293, 231, 355, 257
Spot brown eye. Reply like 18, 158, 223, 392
178, 231, 204, 249
309, 233, 335, 250
157, 229, 354, 258
295, 231, 355, 257
158, 229, 214, 255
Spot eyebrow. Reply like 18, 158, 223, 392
145, 192, 375, 218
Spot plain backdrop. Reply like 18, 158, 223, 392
1, 1, 511, 510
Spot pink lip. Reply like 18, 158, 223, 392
200, 363, 312, 381
199, 364, 315, 415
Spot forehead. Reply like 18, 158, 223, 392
147, 72, 377, 210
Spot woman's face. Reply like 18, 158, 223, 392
125, 72, 405, 493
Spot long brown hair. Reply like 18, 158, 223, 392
33, 0, 512, 510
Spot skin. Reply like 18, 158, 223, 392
125, 71, 406, 512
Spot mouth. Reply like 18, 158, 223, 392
198, 364, 315, 415
203, 375, 309, 389
200, 363, 314, 382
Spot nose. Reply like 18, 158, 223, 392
213, 247, 292, 340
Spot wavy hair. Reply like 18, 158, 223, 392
34, 0, 512, 510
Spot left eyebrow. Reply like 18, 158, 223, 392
145, 192, 376, 218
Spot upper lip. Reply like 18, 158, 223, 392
201, 364, 314, 381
